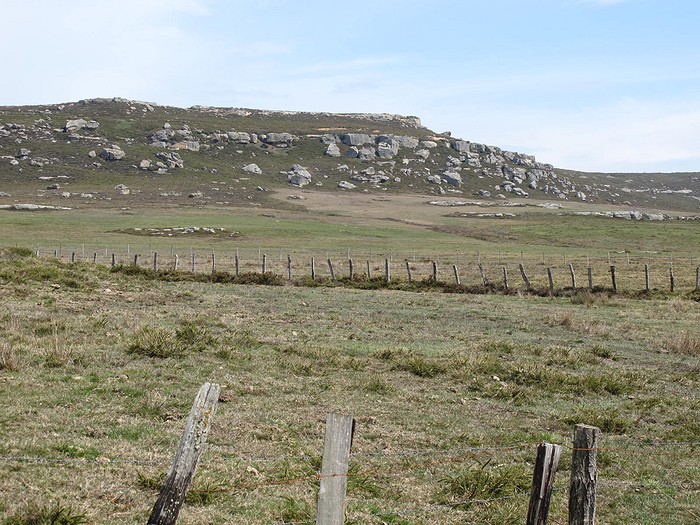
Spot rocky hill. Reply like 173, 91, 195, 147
1, 97, 699, 215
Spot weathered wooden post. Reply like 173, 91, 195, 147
644, 264, 650, 291
384, 258, 390, 283
328, 258, 336, 282
432, 261, 438, 282
519, 263, 531, 289
366, 260, 371, 279
453, 265, 460, 285
234, 254, 239, 276
311, 257, 316, 280
316, 413, 354, 525
502, 266, 509, 290
547, 268, 554, 296
93, 252, 97, 264
287, 255, 292, 280
154, 253, 158, 273
569, 263, 577, 290
569, 424, 600, 525
527, 443, 562, 525
696, 266, 699, 291
191, 254, 195, 273
587, 267, 593, 289
669, 266, 675, 292
610, 265, 617, 292
148, 383, 220, 525
406, 261, 412, 283
71, 252, 76, 263
111, 254, 116, 268
348, 259, 353, 281
174, 255, 179, 272
211, 253, 216, 275
133, 254, 139, 267
478, 263, 488, 286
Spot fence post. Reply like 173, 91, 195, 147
235, 254, 239, 276
262, 254, 267, 274
212, 253, 216, 275
93, 252, 97, 264
569, 263, 576, 290
453, 265, 460, 286
147, 383, 220, 525
174, 255, 179, 272
669, 266, 674, 292
311, 257, 316, 280
316, 413, 354, 525
287, 255, 292, 280
502, 266, 508, 291
519, 263, 531, 290
134, 254, 139, 267
569, 424, 600, 525
348, 258, 353, 281
385, 258, 390, 283
71, 252, 76, 263
432, 261, 438, 282
191, 254, 195, 273
587, 267, 593, 289
478, 263, 487, 286
328, 258, 336, 282
111, 254, 116, 268
547, 268, 554, 296
406, 261, 412, 283
696, 266, 699, 291
527, 443, 562, 525
366, 260, 371, 279
644, 264, 650, 291
154, 253, 158, 273
609, 265, 617, 292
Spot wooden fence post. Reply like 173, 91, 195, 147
527, 443, 562, 525
610, 265, 617, 292
287, 255, 292, 280
348, 258, 353, 281
478, 263, 488, 286
696, 266, 699, 291
262, 254, 267, 274
311, 257, 316, 280
316, 413, 354, 525
154, 253, 158, 273
547, 268, 554, 296
569, 263, 577, 290
191, 254, 195, 273
385, 258, 391, 283
328, 258, 336, 282
134, 254, 139, 267
235, 254, 239, 276
148, 383, 220, 525
111, 254, 116, 268
432, 261, 438, 282
587, 267, 593, 289
644, 264, 650, 291
93, 252, 97, 264
174, 255, 179, 272
366, 260, 371, 279
212, 253, 216, 275
669, 266, 675, 292
406, 261, 412, 283
453, 265, 460, 286
519, 263, 531, 290
502, 266, 509, 291
568, 424, 600, 525
71, 252, 76, 263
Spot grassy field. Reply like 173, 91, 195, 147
0, 247, 698, 524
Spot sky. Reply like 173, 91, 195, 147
2, 0, 699, 173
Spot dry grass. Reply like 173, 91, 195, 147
664, 331, 700, 356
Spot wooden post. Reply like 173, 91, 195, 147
174, 255, 179, 272
569, 263, 576, 290
287, 255, 292, 280
316, 413, 354, 525
311, 257, 316, 280
71, 252, 76, 263
262, 254, 267, 274
148, 383, 220, 525
669, 266, 675, 292
406, 261, 412, 283
527, 443, 562, 525
547, 268, 554, 296
453, 265, 461, 285
696, 266, 699, 291
569, 424, 600, 525
93, 252, 97, 264
191, 254, 195, 273
154, 253, 158, 273
610, 265, 617, 292
644, 264, 650, 291
212, 253, 216, 275
111, 254, 116, 268
432, 261, 438, 282
328, 258, 336, 282
587, 267, 593, 289
133, 254, 139, 267
235, 254, 239, 276
519, 263, 531, 289
348, 258, 353, 281
478, 263, 487, 286
366, 260, 371, 279
502, 266, 508, 290
385, 258, 390, 283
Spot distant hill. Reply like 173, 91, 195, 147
1, 97, 698, 214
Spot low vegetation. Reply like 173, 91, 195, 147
0, 250, 698, 524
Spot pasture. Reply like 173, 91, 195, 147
0, 196, 699, 524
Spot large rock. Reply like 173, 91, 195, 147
100, 145, 125, 161
345, 146, 359, 158
358, 147, 375, 160
341, 133, 372, 146
15, 148, 31, 158
376, 136, 400, 159
228, 131, 251, 144
287, 164, 312, 186
262, 132, 295, 147
420, 140, 438, 149
325, 143, 341, 157
442, 170, 462, 186
65, 119, 99, 132
451, 140, 470, 153
242, 163, 262, 175
338, 181, 356, 190
155, 151, 183, 168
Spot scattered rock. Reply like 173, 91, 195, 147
286, 164, 312, 187
155, 151, 183, 169
242, 163, 262, 175
325, 143, 341, 157
338, 181, 356, 190
100, 145, 125, 161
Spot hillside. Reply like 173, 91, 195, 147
1, 97, 698, 216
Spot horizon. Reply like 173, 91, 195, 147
2, 0, 699, 174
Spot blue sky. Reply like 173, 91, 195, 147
2, 0, 699, 173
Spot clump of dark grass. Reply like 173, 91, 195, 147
2, 502, 87, 525
127, 326, 180, 358
435, 462, 530, 508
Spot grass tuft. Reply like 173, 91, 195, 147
2, 502, 87, 525
127, 326, 180, 358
